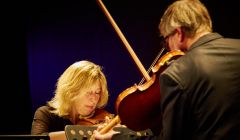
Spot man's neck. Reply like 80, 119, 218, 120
186, 31, 210, 50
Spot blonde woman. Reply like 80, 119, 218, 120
31, 60, 111, 140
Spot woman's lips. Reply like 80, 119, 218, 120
85, 105, 94, 110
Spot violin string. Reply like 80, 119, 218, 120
138, 47, 166, 86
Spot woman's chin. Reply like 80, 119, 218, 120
83, 110, 94, 116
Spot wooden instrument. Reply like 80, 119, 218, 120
96, 0, 185, 134
77, 109, 114, 126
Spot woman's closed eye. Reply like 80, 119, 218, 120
86, 91, 100, 98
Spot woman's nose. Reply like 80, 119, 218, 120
89, 94, 98, 101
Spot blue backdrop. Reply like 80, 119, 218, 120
1, 0, 239, 134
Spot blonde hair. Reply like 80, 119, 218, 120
159, 0, 212, 38
48, 60, 109, 117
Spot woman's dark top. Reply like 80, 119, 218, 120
31, 105, 73, 135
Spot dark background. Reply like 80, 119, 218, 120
1, 0, 239, 134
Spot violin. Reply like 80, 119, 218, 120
96, 0, 185, 134
115, 50, 184, 132
77, 108, 114, 126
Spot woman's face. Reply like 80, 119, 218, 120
73, 80, 101, 116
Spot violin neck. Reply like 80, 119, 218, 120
99, 115, 121, 134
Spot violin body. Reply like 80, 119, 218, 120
77, 109, 114, 126
115, 50, 185, 132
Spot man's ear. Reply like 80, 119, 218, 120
175, 27, 184, 42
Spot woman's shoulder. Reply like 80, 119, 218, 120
36, 105, 53, 111
34, 105, 55, 117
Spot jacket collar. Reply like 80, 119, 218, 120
189, 33, 223, 51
